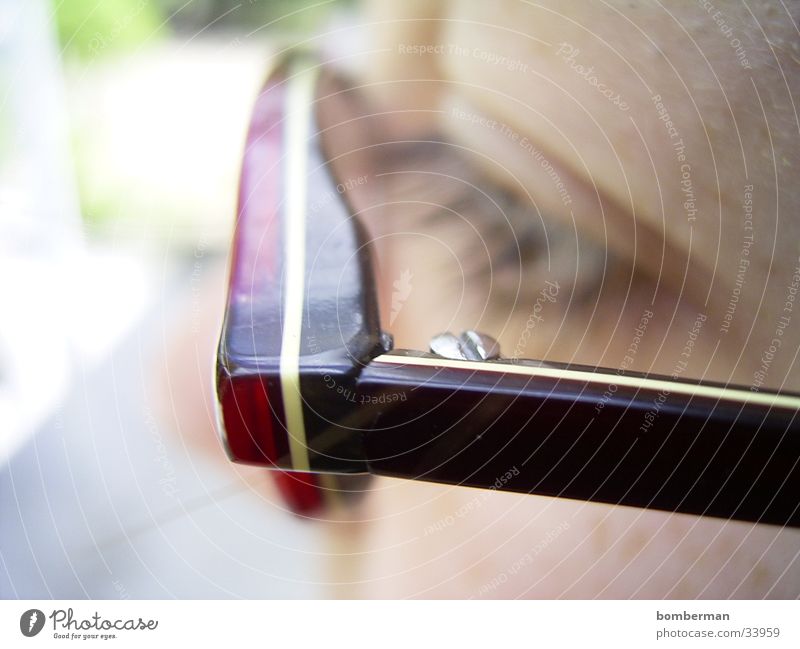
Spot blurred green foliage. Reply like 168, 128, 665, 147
157, 0, 344, 33
52, 0, 168, 59
52, 0, 349, 60
53, 0, 350, 232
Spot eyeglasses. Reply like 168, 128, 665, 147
215, 55, 800, 527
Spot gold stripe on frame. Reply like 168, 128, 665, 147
279, 63, 317, 472
372, 354, 800, 412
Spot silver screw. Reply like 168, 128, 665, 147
429, 330, 501, 361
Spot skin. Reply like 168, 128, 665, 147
322, 0, 800, 598
166, 0, 800, 598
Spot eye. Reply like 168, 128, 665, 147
364, 133, 608, 315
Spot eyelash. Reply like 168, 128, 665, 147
362, 138, 607, 310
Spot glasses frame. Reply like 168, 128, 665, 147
215, 55, 800, 526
